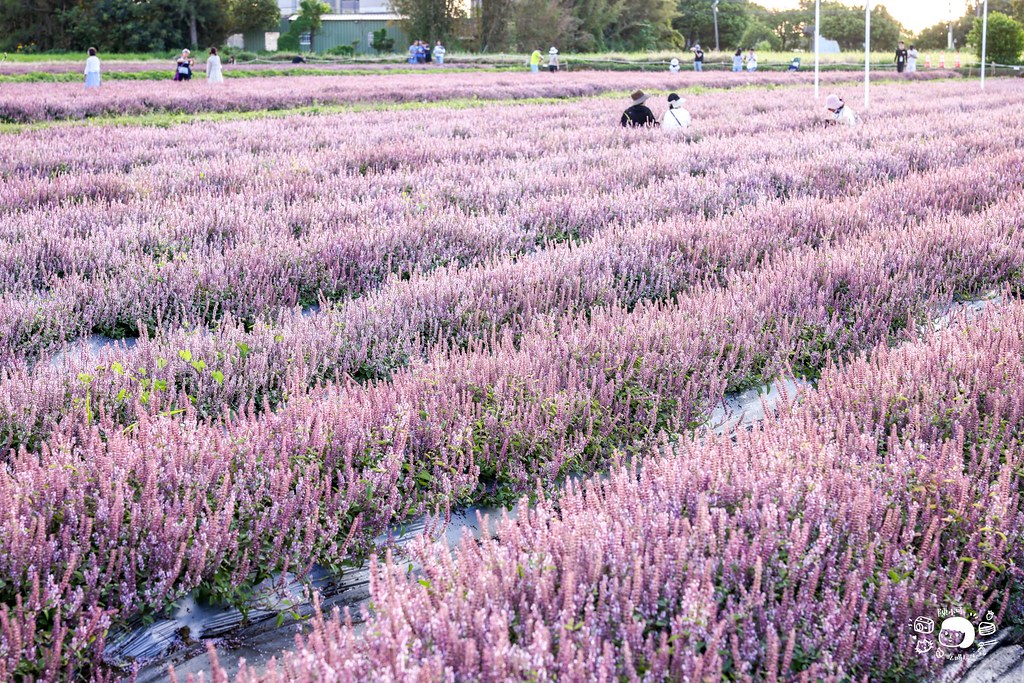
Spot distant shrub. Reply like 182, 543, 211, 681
969, 12, 1024, 65
327, 44, 356, 57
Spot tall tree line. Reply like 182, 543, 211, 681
0, 0, 281, 52
5, 0, 959, 55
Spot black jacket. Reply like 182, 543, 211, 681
621, 104, 658, 127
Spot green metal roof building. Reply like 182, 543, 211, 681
242, 14, 408, 55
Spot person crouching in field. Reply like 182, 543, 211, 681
621, 90, 658, 127
661, 93, 691, 130
824, 94, 857, 127
84, 47, 101, 88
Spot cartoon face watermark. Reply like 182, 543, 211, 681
938, 617, 975, 649
908, 606, 1000, 662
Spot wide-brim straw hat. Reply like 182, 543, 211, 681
824, 94, 843, 110
630, 90, 649, 106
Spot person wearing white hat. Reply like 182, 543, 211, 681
824, 94, 857, 127
669, 57, 680, 73
691, 43, 704, 72
661, 93, 691, 130
548, 47, 559, 73
621, 90, 658, 127
175, 48, 194, 81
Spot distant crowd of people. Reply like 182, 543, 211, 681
408, 40, 446, 65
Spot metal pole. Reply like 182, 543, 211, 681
864, 0, 871, 109
814, 0, 821, 99
713, 1, 720, 53
981, 0, 989, 89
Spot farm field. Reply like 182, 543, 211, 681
1, 71, 1024, 682
0, 69, 958, 124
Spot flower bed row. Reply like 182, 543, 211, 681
225, 299, 1024, 682
2, 195, 1023, 678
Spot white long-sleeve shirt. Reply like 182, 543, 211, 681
662, 105, 691, 130
833, 106, 857, 127
84, 56, 101, 74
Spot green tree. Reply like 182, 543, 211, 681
739, 18, 781, 50
815, 2, 902, 51
511, 0, 577, 52
566, 0, 624, 52
478, 0, 515, 52
229, 0, 281, 34
371, 28, 395, 54
768, 9, 808, 51
390, 0, 466, 45
674, 0, 749, 50
968, 11, 1024, 64
297, 0, 329, 52
606, 0, 679, 50
915, 15, 974, 51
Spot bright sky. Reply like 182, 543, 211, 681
757, 1, 972, 33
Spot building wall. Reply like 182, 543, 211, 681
313, 19, 408, 54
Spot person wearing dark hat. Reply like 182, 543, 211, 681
620, 90, 658, 127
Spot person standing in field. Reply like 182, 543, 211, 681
692, 43, 704, 72
433, 40, 446, 65
530, 49, 541, 73
907, 44, 919, 72
732, 49, 743, 72
84, 47, 101, 88
175, 49, 194, 81
661, 93, 691, 130
745, 48, 758, 72
620, 90, 658, 127
824, 93, 857, 127
548, 47, 559, 73
895, 41, 908, 73
206, 47, 224, 84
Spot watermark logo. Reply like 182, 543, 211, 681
909, 607, 999, 662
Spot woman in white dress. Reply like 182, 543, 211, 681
84, 47, 101, 88
206, 47, 224, 84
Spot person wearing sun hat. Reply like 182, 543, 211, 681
661, 93, 691, 130
548, 47, 560, 73
174, 48, 194, 81
824, 94, 857, 127
669, 57, 680, 73
620, 90, 658, 127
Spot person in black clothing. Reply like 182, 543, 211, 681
895, 41, 908, 73
692, 44, 705, 72
620, 90, 658, 127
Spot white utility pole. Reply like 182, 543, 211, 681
864, 0, 871, 109
980, 0, 989, 89
814, 0, 821, 99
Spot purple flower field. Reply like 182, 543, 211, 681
1, 75, 1023, 682
0, 68, 957, 123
